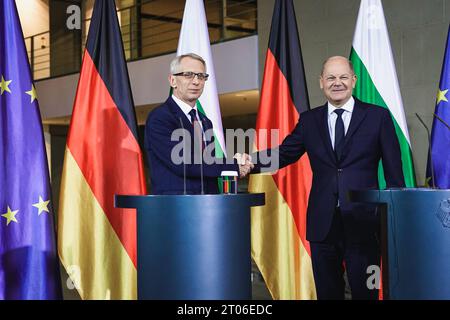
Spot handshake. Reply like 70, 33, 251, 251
234, 153, 254, 178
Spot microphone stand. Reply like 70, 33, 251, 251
179, 118, 187, 195
433, 112, 450, 131
199, 118, 204, 195
193, 111, 204, 195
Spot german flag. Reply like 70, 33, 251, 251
249, 0, 316, 299
58, 0, 146, 299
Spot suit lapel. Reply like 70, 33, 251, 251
344, 100, 368, 143
314, 104, 336, 164
340, 99, 368, 161
168, 97, 216, 150
167, 96, 195, 136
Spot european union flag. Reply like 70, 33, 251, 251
0, 0, 61, 299
427, 25, 450, 189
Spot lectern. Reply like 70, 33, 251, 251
115, 193, 265, 300
349, 188, 450, 299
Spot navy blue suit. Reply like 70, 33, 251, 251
253, 98, 405, 299
145, 96, 239, 195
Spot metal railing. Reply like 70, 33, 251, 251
25, 0, 257, 80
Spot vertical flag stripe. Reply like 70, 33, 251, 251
58, 150, 136, 300
250, 0, 315, 300
427, 26, 450, 189
86, 0, 139, 141
177, 0, 225, 157
66, 52, 146, 266
351, 0, 410, 144
251, 175, 315, 299
255, 50, 312, 248
351, 48, 416, 187
58, 0, 146, 300
267, 2, 310, 114
256, 51, 300, 146
351, 0, 416, 188
0, 0, 61, 299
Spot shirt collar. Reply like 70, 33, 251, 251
172, 94, 197, 117
327, 96, 355, 115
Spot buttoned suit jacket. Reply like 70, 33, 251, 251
253, 97, 405, 242
145, 96, 239, 194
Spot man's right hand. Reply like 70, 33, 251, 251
234, 153, 254, 178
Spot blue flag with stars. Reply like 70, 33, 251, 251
427, 25, 450, 189
0, 0, 61, 299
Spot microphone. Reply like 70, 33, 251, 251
198, 130, 204, 195
415, 113, 436, 189
196, 113, 205, 195
433, 112, 450, 131
179, 117, 187, 195
200, 146, 204, 195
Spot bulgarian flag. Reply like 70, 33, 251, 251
249, 0, 316, 299
58, 0, 147, 299
350, 0, 416, 188
176, 0, 226, 157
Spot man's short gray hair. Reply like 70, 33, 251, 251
170, 53, 207, 74
321, 56, 355, 75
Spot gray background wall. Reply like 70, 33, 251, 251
258, 0, 450, 185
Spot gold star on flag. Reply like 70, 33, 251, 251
26, 84, 38, 103
32, 196, 50, 215
2, 206, 19, 226
437, 88, 448, 104
0, 75, 12, 95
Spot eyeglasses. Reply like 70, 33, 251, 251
173, 71, 209, 81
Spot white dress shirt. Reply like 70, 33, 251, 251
327, 97, 355, 150
172, 94, 205, 143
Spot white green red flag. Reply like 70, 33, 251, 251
350, 0, 416, 188
176, 0, 226, 157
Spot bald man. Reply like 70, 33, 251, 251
250, 56, 405, 299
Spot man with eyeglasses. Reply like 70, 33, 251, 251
248, 56, 405, 299
144, 53, 252, 195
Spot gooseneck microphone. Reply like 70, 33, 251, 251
415, 113, 436, 189
197, 114, 205, 195
188, 109, 205, 195
179, 117, 187, 195
433, 112, 450, 131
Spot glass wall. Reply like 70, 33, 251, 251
25, 0, 257, 80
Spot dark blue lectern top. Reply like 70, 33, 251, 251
115, 193, 265, 300
349, 188, 450, 300
115, 192, 265, 211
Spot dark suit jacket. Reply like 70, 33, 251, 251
253, 97, 405, 242
145, 96, 239, 194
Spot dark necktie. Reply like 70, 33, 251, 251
334, 109, 345, 160
189, 109, 205, 151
